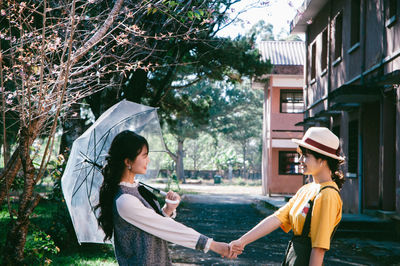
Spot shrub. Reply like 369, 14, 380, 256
24, 227, 60, 265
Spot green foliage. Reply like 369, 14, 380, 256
24, 227, 59, 265
246, 20, 303, 43
157, 78, 263, 175
46, 154, 79, 251
50, 251, 117, 265
165, 174, 181, 192
246, 20, 275, 41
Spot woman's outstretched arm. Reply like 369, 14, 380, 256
309, 247, 325, 266
117, 193, 229, 256
229, 215, 282, 258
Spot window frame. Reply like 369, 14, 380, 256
278, 151, 302, 175
350, 0, 361, 47
279, 89, 304, 114
386, 0, 398, 27
334, 12, 343, 61
311, 41, 317, 81
321, 28, 328, 72
347, 120, 359, 174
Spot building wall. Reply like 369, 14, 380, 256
270, 86, 304, 138
304, 0, 400, 87
265, 76, 304, 195
269, 148, 304, 194
334, 111, 360, 213
298, 0, 400, 214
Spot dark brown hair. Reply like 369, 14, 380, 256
299, 146, 345, 189
94, 130, 149, 241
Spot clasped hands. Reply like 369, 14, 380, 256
210, 239, 245, 259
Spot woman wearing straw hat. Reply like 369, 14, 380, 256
229, 127, 345, 265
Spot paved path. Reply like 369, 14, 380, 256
169, 194, 400, 266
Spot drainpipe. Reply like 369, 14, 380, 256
268, 76, 273, 196
358, 126, 363, 214
305, 29, 309, 118
378, 0, 388, 210
262, 77, 270, 195
327, 0, 332, 95
327, 0, 333, 129
358, 0, 367, 214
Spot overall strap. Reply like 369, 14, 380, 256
301, 199, 314, 237
320, 185, 340, 193
301, 185, 340, 238
138, 185, 163, 216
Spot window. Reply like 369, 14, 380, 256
387, 0, 398, 19
321, 29, 328, 70
350, 0, 361, 46
280, 90, 303, 113
279, 151, 302, 175
334, 13, 343, 60
348, 120, 359, 173
311, 42, 316, 80
332, 125, 340, 139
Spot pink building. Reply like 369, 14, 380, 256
254, 41, 305, 195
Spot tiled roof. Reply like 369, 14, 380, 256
258, 41, 305, 66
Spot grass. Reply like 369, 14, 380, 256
50, 244, 116, 265
0, 200, 117, 265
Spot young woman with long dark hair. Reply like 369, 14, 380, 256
229, 127, 345, 265
95, 130, 228, 265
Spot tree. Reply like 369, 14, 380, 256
246, 20, 275, 42
213, 83, 263, 179
246, 20, 303, 42
161, 85, 212, 183
76, 2, 271, 182
0, 0, 200, 263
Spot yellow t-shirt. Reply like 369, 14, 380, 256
274, 181, 342, 250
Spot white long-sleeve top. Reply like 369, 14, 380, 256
116, 181, 212, 252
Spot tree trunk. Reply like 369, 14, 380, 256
242, 143, 247, 179
1, 140, 11, 166
0, 149, 21, 209
176, 139, 186, 183
0, 119, 40, 208
3, 126, 41, 264
3, 192, 41, 264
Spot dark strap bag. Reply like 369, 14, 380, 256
282, 186, 340, 266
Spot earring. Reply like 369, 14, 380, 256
128, 165, 131, 170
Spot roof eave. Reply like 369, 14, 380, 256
290, 0, 329, 33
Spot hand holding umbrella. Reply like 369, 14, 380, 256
139, 182, 180, 205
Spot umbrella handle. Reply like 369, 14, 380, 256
159, 190, 180, 204
165, 198, 180, 204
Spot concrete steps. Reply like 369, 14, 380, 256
335, 214, 397, 240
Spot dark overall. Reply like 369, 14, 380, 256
282, 186, 340, 266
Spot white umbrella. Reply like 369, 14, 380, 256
61, 99, 166, 244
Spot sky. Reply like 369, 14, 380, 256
216, 0, 305, 40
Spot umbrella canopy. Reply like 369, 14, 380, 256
61, 99, 166, 244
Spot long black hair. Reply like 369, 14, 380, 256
299, 146, 345, 189
95, 130, 149, 241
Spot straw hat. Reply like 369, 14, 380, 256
292, 127, 345, 161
